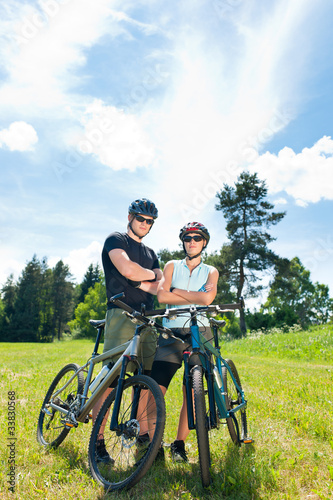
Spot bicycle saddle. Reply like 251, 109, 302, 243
89, 319, 106, 328
209, 318, 226, 327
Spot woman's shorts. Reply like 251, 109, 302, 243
150, 326, 212, 388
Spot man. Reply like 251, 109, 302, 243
93, 198, 162, 462
150, 222, 219, 462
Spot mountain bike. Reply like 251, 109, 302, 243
143, 300, 253, 487
36, 293, 167, 492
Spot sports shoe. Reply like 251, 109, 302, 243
137, 433, 150, 445
137, 433, 164, 461
155, 446, 165, 463
135, 441, 165, 467
96, 439, 114, 464
171, 440, 188, 463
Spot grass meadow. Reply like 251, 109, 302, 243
0, 324, 332, 499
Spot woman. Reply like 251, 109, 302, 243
150, 222, 219, 462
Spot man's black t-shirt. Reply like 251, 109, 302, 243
102, 232, 160, 311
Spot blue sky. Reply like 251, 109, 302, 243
0, 0, 332, 307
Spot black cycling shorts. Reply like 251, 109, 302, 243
150, 327, 212, 389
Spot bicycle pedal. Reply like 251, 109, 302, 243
242, 437, 254, 444
84, 413, 93, 423
61, 419, 78, 428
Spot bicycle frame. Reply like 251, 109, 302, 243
182, 312, 247, 432
46, 322, 146, 427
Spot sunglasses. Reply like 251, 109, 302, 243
183, 235, 203, 242
134, 215, 155, 225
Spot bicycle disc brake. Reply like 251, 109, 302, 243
121, 419, 140, 449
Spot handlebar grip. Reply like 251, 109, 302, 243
110, 293, 135, 315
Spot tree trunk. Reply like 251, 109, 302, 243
238, 259, 247, 335
239, 308, 247, 335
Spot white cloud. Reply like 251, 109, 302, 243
249, 136, 333, 204
0, 121, 38, 151
74, 99, 155, 170
49, 240, 103, 283
0, 255, 24, 286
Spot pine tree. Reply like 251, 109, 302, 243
76, 263, 102, 304
52, 260, 75, 340
9, 256, 44, 341
0, 274, 18, 341
215, 171, 286, 333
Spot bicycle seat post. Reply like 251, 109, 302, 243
92, 325, 104, 356
212, 324, 219, 350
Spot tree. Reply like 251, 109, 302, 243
157, 248, 184, 270
215, 171, 286, 334
38, 258, 54, 342
0, 274, 17, 341
52, 260, 75, 340
9, 256, 45, 341
312, 283, 333, 324
203, 245, 235, 305
68, 281, 107, 337
76, 263, 102, 304
264, 257, 332, 326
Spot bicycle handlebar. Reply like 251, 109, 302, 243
144, 300, 244, 317
110, 292, 244, 322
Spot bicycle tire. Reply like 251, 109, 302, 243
192, 366, 211, 487
88, 374, 165, 492
37, 363, 84, 448
222, 358, 248, 445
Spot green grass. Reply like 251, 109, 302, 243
1, 325, 332, 499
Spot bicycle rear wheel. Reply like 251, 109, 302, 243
192, 366, 211, 487
37, 363, 84, 448
89, 374, 165, 492
222, 358, 248, 445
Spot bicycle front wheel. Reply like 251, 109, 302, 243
37, 363, 84, 448
89, 374, 165, 492
222, 358, 248, 445
192, 366, 211, 487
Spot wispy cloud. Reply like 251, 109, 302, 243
0, 0, 155, 114
74, 99, 155, 171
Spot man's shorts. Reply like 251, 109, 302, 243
103, 307, 157, 371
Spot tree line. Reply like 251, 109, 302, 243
0, 260, 102, 342
1, 172, 332, 342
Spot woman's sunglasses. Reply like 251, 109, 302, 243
135, 215, 155, 225
183, 235, 203, 242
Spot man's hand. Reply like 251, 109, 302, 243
127, 279, 141, 288
146, 272, 158, 282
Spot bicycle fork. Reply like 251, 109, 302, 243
109, 326, 144, 433
183, 351, 217, 431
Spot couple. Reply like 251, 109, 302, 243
94, 198, 219, 464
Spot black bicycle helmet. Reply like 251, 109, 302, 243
128, 198, 158, 219
179, 222, 210, 243
179, 222, 210, 260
